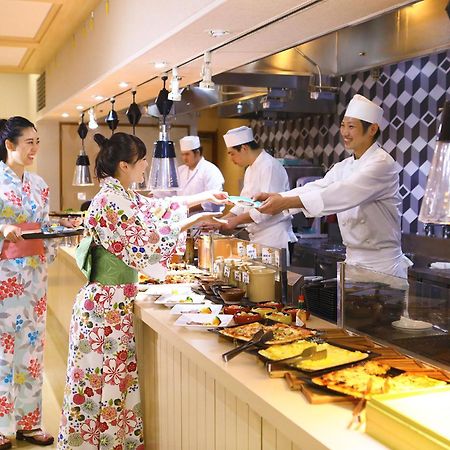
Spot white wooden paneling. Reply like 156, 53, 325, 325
215, 382, 227, 450
248, 408, 262, 450
196, 366, 207, 450
166, 342, 175, 450
225, 389, 237, 450
205, 374, 216, 450
188, 358, 198, 450
276, 430, 293, 450
181, 354, 190, 449
173, 347, 182, 450
262, 419, 277, 450
236, 397, 249, 450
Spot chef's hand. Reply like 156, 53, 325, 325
191, 212, 222, 227
1, 224, 24, 243
213, 216, 238, 232
59, 217, 83, 228
258, 194, 298, 215
252, 192, 276, 202
204, 190, 229, 205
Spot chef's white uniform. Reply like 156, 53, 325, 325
177, 157, 225, 211
231, 150, 297, 250
282, 144, 411, 278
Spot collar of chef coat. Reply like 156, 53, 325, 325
248, 149, 269, 170
183, 157, 205, 182
351, 142, 379, 164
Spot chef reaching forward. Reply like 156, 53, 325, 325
177, 135, 225, 212
256, 95, 412, 278
219, 126, 296, 253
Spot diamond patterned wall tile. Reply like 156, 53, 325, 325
252, 49, 450, 234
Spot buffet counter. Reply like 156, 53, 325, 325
134, 300, 387, 450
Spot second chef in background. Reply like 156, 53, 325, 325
219, 126, 296, 256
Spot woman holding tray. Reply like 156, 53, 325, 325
0, 116, 80, 448
57, 132, 226, 449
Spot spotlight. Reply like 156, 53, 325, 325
88, 107, 98, 129
199, 51, 215, 90
168, 67, 182, 101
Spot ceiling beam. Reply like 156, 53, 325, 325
0, 38, 39, 49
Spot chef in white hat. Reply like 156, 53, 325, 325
256, 94, 412, 278
177, 135, 225, 212
220, 126, 296, 256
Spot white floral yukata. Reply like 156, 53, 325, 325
0, 161, 55, 434
58, 177, 187, 450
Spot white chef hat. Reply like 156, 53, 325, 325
179, 135, 201, 152
344, 94, 383, 126
223, 126, 254, 148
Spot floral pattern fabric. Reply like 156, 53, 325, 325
58, 177, 187, 449
0, 161, 53, 433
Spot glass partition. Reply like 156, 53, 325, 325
338, 262, 450, 369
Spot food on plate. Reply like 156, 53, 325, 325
199, 306, 212, 314
312, 361, 447, 398
260, 341, 368, 370
186, 316, 222, 326
219, 322, 316, 344
139, 273, 198, 285
282, 307, 299, 321
233, 311, 261, 325
265, 311, 292, 325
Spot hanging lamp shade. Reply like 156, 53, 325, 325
73, 115, 94, 186
418, 100, 450, 225
105, 97, 119, 132
126, 90, 142, 134
148, 76, 178, 194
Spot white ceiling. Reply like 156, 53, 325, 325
0, 0, 420, 119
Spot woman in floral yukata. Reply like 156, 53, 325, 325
58, 132, 226, 450
0, 116, 80, 449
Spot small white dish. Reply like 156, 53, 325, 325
170, 304, 222, 315
174, 313, 234, 329
155, 292, 206, 306
143, 284, 195, 296
392, 316, 432, 331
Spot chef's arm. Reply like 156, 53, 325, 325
178, 190, 228, 208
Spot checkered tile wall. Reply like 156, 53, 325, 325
251, 50, 450, 235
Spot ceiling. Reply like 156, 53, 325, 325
0, 0, 426, 119
0, 0, 102, 73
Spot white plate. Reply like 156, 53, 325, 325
392, 317, 433, 331
170, 304, 222, 315
143, 283, 196, 296
155, 292, 206, 306
174, 314, 234, 328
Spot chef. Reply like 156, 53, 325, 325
257, 95, 412, 278
220, 125, 296, 254
177, 135, 225, 212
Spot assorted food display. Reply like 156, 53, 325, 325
138, 262, 450, 423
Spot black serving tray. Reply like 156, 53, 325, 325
22, 228, 84, 240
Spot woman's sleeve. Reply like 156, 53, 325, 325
90, 192, 187, 278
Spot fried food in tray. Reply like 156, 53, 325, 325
138, 273, 198, 285
218, 322, 316, 345
311, 361, 447, 399
259, 341, 369, 372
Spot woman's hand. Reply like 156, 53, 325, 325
184, 191, 229, 208
59, 217, 83, 228
180, 213, 222, 231
1, 225, 24, 243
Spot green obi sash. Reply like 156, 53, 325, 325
76, 236, 138, 285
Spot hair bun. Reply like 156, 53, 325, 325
0, 119, 7, 133
93, 133, 108, 147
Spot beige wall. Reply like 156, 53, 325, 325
0, 74, 35, 119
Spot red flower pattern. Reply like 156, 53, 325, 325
0, 396, 14, 417
28, 359, 41, 379
0, 333, 14, 354
17, 406, 40, 429
34, 295, 47, 317
0, 277, 24, 302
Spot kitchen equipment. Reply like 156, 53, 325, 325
222, 330, 273, 362
247, 267, 276, 302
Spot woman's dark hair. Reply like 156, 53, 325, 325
0, 116, 36, 163
94, 132, 147, 179
232, 140, 259, 151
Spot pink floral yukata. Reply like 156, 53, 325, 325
58, 177, 187, 449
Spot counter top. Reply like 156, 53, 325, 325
134, 299, 387, 450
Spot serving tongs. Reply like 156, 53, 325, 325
222, 330, 274, 362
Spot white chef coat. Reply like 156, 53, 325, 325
231, 150, 297, 250
177, 157, 225, 211
282, 143, 411, 278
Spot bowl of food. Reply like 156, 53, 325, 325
223, 304, 250, 315
233, 311, 261, 325
265, 311, 292, 325
211, 284, 233, 297
218, 288, 246, 304
282, 307, 299, 321
251, 307, 276, 318
259, 301, 283, 311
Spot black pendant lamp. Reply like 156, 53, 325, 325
148, 76, 179, 194
126, 89, 142, 135
105, 97, 119, 133
73, 113, 94, 186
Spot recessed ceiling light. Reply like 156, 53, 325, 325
76, 105, 84, 111
93, 95, 104, 101
207, 29, 230, 38
153, 61, 168, 69
118, 81, 129, 88
61, 112, 69, 118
